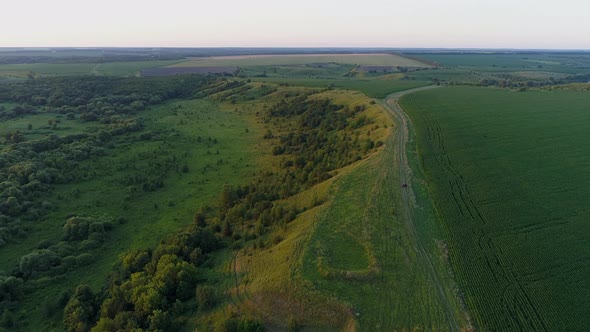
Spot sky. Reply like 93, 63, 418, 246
1, 0, 589, 49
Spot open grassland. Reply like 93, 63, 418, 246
169, 53, 431, 68
0, 112, 97, 139
0, 97, 268, 330
0, 60, 182, 78
400, 86, 590, 331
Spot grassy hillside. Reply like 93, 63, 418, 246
401, 86, 590, 331
214, 90, 467, 331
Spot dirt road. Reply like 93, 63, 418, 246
379, 85, 461, 331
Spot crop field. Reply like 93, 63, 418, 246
400, 86, 590, 331
168, 53, 432, 68
417, 53, 590, 74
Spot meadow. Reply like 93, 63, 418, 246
400, 86, 590, 331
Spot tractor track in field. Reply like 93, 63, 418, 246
379, 85, 461, 332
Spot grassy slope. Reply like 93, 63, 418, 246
1, 97, 268, 330
217, 90, 465, 331
249, 77, 431, 99
401, 86, 590, 331
168, 54, 430, 68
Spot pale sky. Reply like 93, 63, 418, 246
1, 0, 589, 49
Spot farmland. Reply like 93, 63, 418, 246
400, 86, 590, 331
0, 60, 184, 78
168, 53, 432, 68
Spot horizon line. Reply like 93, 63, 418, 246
1, 46, 590, 52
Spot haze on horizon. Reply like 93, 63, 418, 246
2, 0, 589, 50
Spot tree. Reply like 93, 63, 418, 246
63, 285, 97, 332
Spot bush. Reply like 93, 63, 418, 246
196, 285, 217, 310
19, 249, 61, 277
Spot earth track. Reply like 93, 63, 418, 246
379, 85, 461, 332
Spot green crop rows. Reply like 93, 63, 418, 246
401, 86, 590, 331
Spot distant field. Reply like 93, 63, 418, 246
0, 60, 183, 77
169, 53, 431, 68
141, 66, 236, 76
401, 86, 590, 331
417, 53, 590, 74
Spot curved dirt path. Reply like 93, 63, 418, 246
379, 85, 461, 331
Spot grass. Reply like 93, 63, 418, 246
219, 89, 466, 330
1, 97, 268, 330
401, 86, 590, 331
0, 113, 97, 139
249, 77, 431, 98
168, 53, 431, 68
300, 135, 464, 331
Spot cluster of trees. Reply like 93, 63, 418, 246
0, 213, 117, 325
64, 227, 218, 331
0, 75, 233, 323
63, 91, 381, 331
0, 75, 215, 124
0, 104, 37, 120
0, 75, 227, 242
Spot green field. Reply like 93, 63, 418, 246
401, 86, 590, 331
0, 60, 182, 78
169, 53, 431, 68
418, 53, 590, 74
